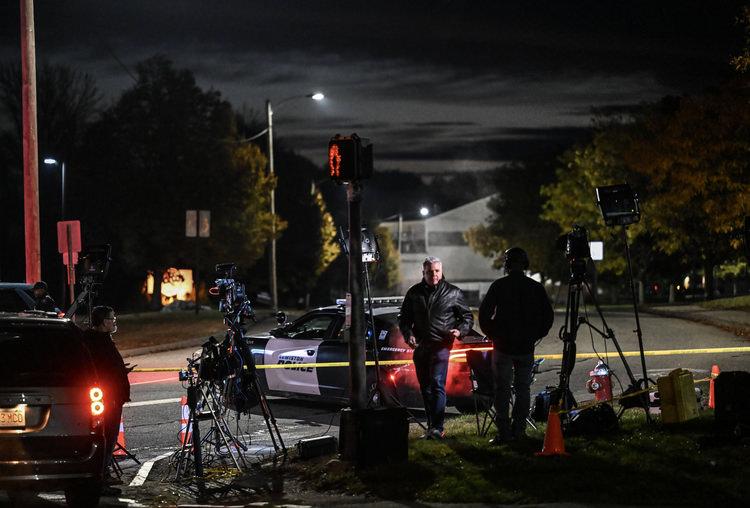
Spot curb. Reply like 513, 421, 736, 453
120, 314, 278, 358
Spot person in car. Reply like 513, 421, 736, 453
399, 256, 473, 440
82, 306, 131, 488
478, 247, 554, 445
32, 281, 60, 313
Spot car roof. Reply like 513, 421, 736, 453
0, 282, 33, 290
0, 312, 71, 326
314, 304, 400, 317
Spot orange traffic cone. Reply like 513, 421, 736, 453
113, 416, 127, 456
178, 396, 192, 447
708, 364, 720, 409
535, 405, 569, 457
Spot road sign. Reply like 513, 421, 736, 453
198, 210, 211, 238
56, 220, 81, 266
185, 210, 197, 237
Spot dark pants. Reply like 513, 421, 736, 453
492, 349, 534, 439
413, 344, 451, 432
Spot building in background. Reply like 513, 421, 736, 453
379, 195, 498, 305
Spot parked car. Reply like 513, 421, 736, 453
0, 283, 35, 313
0, 314, 108, 507
243, 300, 491, 412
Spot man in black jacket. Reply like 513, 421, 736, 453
82, 306, 131, 486
399, 256, 473, 439
479, 247, 554, 444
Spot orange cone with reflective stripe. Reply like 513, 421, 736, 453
178, 396, 192, 447
708, 364, 720, 409
113, 416, 127, 456
535, 405, 569, 456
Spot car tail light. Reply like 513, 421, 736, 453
89, 387, 105, 429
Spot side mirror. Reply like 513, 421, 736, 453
275, 311, 287, 326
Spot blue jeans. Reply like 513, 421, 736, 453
413, 344, 451, 432
492, 350, 534, 439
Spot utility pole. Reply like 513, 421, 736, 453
20, 0, 41, 283
347, 182, 366, 410
266, 99, 278, 313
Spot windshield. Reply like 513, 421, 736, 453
0, 325, 94, 387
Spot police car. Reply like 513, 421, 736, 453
243, 298, 491, 412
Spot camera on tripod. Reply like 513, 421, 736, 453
556, 225, 590, 280
210, 263, 255, 322
78, 244, 112, 287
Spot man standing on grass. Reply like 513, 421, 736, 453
479, 247, 554, 445
399, 256, 473, 440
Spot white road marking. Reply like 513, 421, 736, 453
129, 451, 173, 486
124, 397, 181, 408
118, 498, 147, 507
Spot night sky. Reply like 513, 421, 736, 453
0, 1, 743, 173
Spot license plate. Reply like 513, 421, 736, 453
0, 407, 26, 427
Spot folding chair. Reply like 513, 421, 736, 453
465, 350, 497, 437
466, 350, 541, 437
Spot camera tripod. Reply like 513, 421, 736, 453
174, 377, 249, 478
555, 258, 652, 422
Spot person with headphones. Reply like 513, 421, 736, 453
478, 247, 554, 445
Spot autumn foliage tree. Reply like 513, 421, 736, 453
542, 83, 750, 297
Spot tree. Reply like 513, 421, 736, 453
73, 56, 276, 307
465, 161, 567, 280
370, 226, 400, 294
541, 85, 750, 297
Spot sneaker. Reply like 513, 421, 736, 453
419, 427, 434, 440
430, 428, 446, 440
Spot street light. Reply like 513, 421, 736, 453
265, 92, 325, 312
419, 206, 430, 217
43, 157, 66, 220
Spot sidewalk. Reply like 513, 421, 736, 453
642, 304, 750, 337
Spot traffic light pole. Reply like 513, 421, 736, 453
347, 181, 367, 410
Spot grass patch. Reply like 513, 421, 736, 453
113, 310, 228, 350
698, 295, 750, 312
286, 411, 749, 506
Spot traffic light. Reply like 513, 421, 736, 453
328, 133, 373, 183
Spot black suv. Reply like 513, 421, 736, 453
0, 314, 107, 507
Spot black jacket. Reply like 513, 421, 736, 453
398, 278, 473, 347
478, 270, 554, 355
82, 329, 131, 403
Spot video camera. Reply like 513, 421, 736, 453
210, 263, 255, 322
78, 244, 112, 285
557, 225, 590, 281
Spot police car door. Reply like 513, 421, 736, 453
263, 313, 337, 396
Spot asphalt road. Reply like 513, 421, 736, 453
3, 310, 748, 507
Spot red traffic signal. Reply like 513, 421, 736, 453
327, 133, 373, 183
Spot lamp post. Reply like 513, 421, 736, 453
43, 158, 66, 219
380, 213, 403, 254
264, 92, 324, 312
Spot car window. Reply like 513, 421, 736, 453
281, 314, 336, 340
0, 325, 93, 387
0, 289, 30, 312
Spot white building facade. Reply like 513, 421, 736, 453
379, 195, 500, 305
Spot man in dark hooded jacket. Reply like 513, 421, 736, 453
479, 247, 554, 444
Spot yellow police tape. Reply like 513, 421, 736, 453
132, 345, 750, 372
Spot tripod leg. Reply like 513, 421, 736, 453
201, 385, 243, 472
253, 378, 287, 457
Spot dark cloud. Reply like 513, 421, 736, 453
1, 0, 743, 172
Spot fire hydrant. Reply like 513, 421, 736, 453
586, 360, 613, 402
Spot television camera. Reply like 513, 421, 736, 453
210, 263, 256, 324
